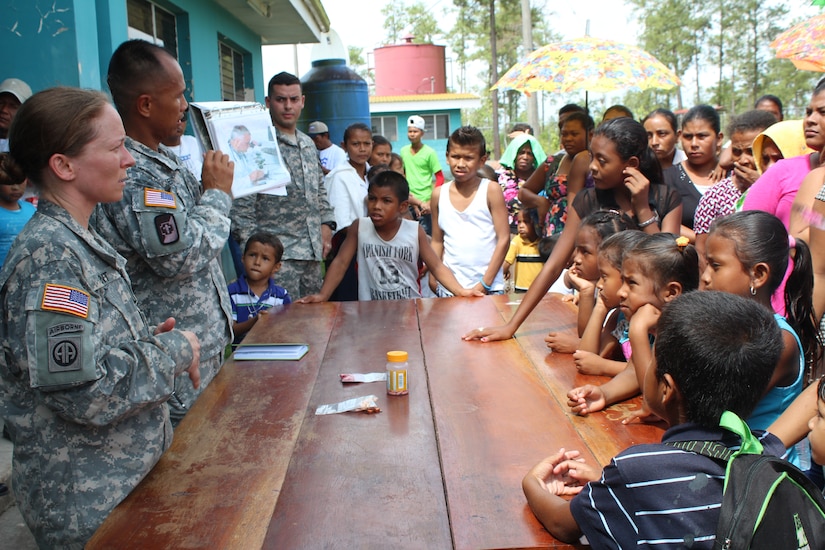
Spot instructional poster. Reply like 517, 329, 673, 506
190, 102, 291, 197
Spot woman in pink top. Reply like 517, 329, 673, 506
744, 81, 825, 315
744, 81, 825, 228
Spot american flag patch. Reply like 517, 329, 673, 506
41, 284, 90, 318
144, 188, 177, 209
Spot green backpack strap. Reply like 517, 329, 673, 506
718, 411, 763, 493
664, 412, 765, 469
719, 410, 763, 457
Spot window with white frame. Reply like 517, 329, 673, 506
422, 114, 450, 140
371, 116, 398, 141
127, 0, 177, 56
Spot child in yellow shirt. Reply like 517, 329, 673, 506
503, 208, 542, 291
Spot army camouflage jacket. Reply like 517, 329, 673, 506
253, 128, 335, 261
92, 138, 233, 359
0, 199, 195, 548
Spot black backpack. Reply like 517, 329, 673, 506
670, 411, 825, 549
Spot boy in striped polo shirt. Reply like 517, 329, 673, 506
228, 231, 291, 344
523, 291, 787, 548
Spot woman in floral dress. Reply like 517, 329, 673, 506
520, 112, 594, 236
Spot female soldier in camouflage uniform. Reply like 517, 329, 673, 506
0, 87, 200, 548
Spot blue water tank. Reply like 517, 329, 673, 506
299, 58, 370, 146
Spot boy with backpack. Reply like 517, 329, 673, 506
522, 291, 794, 547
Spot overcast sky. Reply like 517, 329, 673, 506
263, 0, 642, 82
261, 0, 821, 115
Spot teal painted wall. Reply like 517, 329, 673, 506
0, 0, 265, 103
376, 108, 466, 179
170, 0, 265, 102
0, 0, 88, 91
94, 0, 130, 86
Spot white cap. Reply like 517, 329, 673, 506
0, 78, 32, 104
407, 115, 425, 131
307, 121, 329, 135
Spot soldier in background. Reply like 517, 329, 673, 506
93, 39, 234, 424
254, 71, 336, 298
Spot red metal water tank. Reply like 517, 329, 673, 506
373, 37, 446, 96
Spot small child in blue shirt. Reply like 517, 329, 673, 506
0, 153, 35, 267
228, 231, 291, 344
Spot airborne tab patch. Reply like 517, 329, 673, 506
144, 188, 177, 209
48, 323, 83, 373
41, 284, 90, 318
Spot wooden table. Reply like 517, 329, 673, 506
88, 294, 663, 549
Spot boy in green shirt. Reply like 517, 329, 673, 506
400, 115, 443, 235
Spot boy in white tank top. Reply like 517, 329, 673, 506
431, 126, 511, 296
297, 172, 482, 302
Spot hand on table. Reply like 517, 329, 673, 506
462, 324, 514, 342
573, 349, 605, 375
457, 287, 486, 298
545, 331, 579, 354
567, 384, 606, 416
296, 294, 326, 304
561, 292, 579, 305
622, 400, 662, 425
524, 448, 593, 497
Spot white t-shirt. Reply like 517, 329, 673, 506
356, 217, 421, 300
167, 135, 203, 180
325, 162, 368, 230
437, 179, 504, 291
319, 143, 347, 172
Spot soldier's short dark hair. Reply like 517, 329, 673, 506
108, 39, 175, 118
267, 72, 302, 97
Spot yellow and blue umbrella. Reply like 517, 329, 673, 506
492, 36, 680, 96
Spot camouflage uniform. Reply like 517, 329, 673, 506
252, 128, 335, 297
0, 200, 195, 548
92, 138, 232, 421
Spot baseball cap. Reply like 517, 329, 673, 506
307, 121, 329, 135
407, 115, 425, 131
0, 78, 32, 104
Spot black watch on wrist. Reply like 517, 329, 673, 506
322, 221, 337, 232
